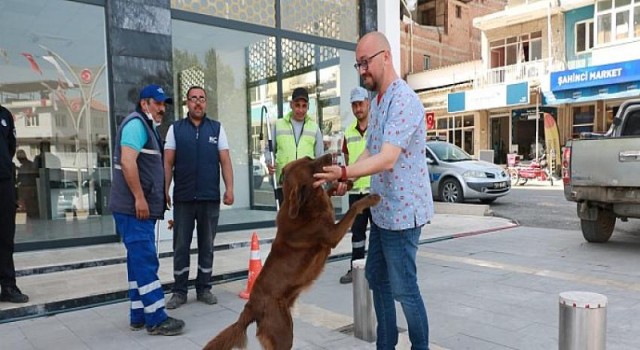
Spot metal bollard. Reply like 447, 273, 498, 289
559, 291, 607, 350
352, 259, 376, 342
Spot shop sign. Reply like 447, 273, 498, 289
551, 59, 640, 92
511, 107, 557, 121
447, 81, 529, 113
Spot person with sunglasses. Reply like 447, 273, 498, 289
163, 86, 234, 310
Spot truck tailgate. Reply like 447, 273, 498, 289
571, 137, 640, 187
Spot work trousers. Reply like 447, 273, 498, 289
171, 201, 220, 295
348, 192, 372, 266
0, 179, 16, 288
113, 212, 167, 327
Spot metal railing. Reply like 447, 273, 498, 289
473, 58, 558, 87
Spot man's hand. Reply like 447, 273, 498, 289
223, 190, 234, 205
267, 164, 275, 175
313, 165, 342, 188
135, 197, 150, 220
165, 194, 172, 209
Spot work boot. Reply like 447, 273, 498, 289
130, 322, 145, 331
197, 291, 218, 305
146, 316, 185, 336
339, 269, 353, 284
0, 285, 29, 303
165, 293, 187, 309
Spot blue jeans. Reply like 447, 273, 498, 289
172, 201, 220, 295
365, 222, 429, 350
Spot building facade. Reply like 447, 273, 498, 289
410, 0, 640, 171
0, 0, 385, 251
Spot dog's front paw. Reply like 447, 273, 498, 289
356, 194, 381, 209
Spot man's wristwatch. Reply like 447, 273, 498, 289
339, 165, 348, 182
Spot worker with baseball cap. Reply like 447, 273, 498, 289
339, 86, 372, 284
267, 87, 324, 205
110, 83, 184, 336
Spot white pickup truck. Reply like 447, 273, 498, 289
562, 99, 640, 243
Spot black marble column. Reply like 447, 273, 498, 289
359, 0, 378, 37
105, 0, 173, 136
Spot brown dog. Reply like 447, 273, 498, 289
203, 154, 380, 350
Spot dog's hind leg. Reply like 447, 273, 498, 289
326, 194, 381, 247
256, 304, 293, 350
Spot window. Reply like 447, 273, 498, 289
489, 31, 542, 69
423, 55, 431, 70
576, 20, 595, 54
596, 0, 639, 44
572, 105, 595, 137
455, 5, 462, 18
426, 115, 475, 154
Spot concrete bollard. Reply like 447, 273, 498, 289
352, 259, 376, 342
559, 291, 607, 350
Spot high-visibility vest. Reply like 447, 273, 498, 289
345, 120, 370, 192
275, 111, 319, 183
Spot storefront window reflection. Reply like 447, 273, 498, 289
171, 0, 276, 27
281, 0, 359, 42
1, 0, 111, 243
173, 20, 274, 210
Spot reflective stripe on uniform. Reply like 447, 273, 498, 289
173, 266, 190, 276
138, 280, 162, 295
144, 299, 165, 313
353, 240, 366, 249
198, 265, 212, 274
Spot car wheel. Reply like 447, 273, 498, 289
439, 178, 463, 203
253, 176, 263, 189
479, 198, 496, 204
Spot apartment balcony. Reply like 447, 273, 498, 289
473, 58, 561, 87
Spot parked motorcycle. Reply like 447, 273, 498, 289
507, 153, 553, 186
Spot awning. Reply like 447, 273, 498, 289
542, 82, 640, 105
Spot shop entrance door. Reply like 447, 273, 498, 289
490, 116, 509, 164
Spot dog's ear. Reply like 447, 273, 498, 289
288, 184, 310, 218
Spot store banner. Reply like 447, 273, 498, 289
447, 81, 529, 113
550, 59, 640, 92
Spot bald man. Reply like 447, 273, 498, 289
314, 31, 434, 349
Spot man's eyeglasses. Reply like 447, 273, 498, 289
188, 96, 206, 103
353, 50, 385, 71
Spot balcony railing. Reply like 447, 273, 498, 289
473, 58, 559, 87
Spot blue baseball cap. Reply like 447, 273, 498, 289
350, 86, 369, 103
139, 84, 173, 104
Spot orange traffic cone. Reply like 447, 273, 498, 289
239, 232, 262, 299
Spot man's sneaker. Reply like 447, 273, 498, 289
165, 293, 187, 309
130, 322, 145, 331
146, 317, 185, 336
339, 270, 353, 284
197, 291, 218, 305
0, 285, 29, 303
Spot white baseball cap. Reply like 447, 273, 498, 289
350, 87, 369, 103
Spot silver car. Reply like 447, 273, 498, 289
426, 141, 510, 203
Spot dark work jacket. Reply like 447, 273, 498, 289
109, 111, 165, 219
172, 115, 221, 202
0, 106, 16, 181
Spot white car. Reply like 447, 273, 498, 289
426, 141, 511, 203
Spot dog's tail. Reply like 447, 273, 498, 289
203, 304, 255, 350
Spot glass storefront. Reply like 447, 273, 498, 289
172, 9, 359, 211
1, 0, 111, 244
4, 0, 360, 249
